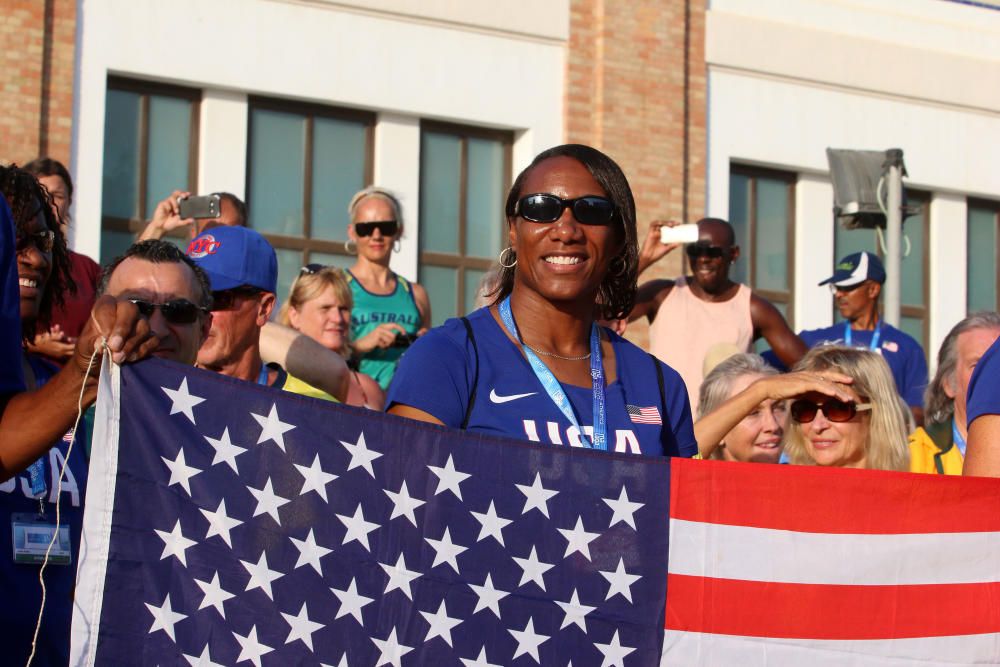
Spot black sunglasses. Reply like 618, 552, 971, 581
300, 263, 325, 276
685, 244, 726, 260
790, 398, 873, 424
128, 298, 206, 325
16, 230, 55, 254
515, 194, 617, 226
210, 287, 264, 312
354, 220, 398, 237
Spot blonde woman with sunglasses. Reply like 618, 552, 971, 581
783, 346, 910, 471
345, 187, 431, 390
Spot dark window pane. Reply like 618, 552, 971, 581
420, 132, 461, 255
308, 251, 354, 271
311, 116, 367, 242
249, 109, 306, 237
101, 89, 141, 220
900, 315, 925, 350
754, 177, 790, 292
100, 230, 136, 266
834, 226, 878, 260
967, 206, 997, 312
420, 265, 457, 326
464, 268, 487, 315
728, 173, 750, 285
900, 203, 926, 308
465, 138, 504, 259
273, 247, 304, 313
144, 95, 192, 219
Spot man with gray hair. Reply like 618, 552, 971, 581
909, 311, 1000, 475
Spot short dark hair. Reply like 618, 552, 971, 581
0, 163, 72, 339
213, 192, 247, 226
99, 240, 213, 309
494, 144, 638, 320
23, 157, 74, 202
696, 217, 736, 246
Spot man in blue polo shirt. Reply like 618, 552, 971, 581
800, 251, 928, 425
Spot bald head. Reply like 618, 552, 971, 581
696, 218, 736, 247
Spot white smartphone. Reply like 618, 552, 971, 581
660, 223, 700, 244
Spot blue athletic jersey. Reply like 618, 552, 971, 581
967, 336, 1000, 427
764, 322, 928, 408
1, 193, 24, 394
0, 356, 89, 667
387, 307, 697, 458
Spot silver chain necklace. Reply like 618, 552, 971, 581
521, 342, 591, 361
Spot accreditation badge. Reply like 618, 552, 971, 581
11, 512, 72, 565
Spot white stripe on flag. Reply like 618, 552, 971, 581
668, 518, 1000, 585
70, 358, 122, 667
662, 630, 1000, 666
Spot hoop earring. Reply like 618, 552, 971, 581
393, 238, 401, 253
344, 239, 357, 255
498, 246, 517, 268
610, 255, 628, 277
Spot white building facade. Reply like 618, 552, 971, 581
71, 0, 568, 321
706, 0, 1000, 357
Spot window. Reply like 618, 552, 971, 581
418, 123, 512, 325
245, 98, 374, 303
967, 200, 1000, 312
834, 190, 930, 349
728, 166, 796, 331
100, 77, 200, 261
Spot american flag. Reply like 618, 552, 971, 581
626, 405, 661, 425
72, 358, 672, 666
71, 359, 1000, 666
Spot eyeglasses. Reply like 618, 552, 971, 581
210, 287, 263, 311
16, 230, 55, 254
685, 244, 726, 260
354, 220, 398, 237
829, 281, 868, 295
789, 398, 873, 424
515, 194, 617, 226
300, 264, 325, 276
128, 298, 207, 324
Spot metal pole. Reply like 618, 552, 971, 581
883, 149, 904, 327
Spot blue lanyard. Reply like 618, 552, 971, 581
952, 420, 967, 458
257, 364, 270, 386
844, 320, 881, 351
499, 297, 607, 451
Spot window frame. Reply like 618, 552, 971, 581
244, 95, 376, 264
418, 120, 513, 319
728, 164, 797, 324
101, 76, 201, 237
966, 197, 1000, 312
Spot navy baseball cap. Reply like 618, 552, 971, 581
818, 251, 886, 288
186, 226, 278, 293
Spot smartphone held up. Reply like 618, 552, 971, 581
178, 194, 221, 220
660, 223, 700, 245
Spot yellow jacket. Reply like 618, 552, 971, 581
909, 420, 964, 475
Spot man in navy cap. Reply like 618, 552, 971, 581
800, 251, 928, 424
187, 226, 336, 401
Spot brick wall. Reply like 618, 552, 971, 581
567, 0, 706, 348
0, 0, 77, 167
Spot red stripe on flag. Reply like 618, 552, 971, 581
670, 457, 1000, 534
665, 574, 1000, 640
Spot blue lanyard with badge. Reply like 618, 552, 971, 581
499, 296, 608, 451
844, 320, 882, 352
952, 420, 968, 458
12, 454, 72, 565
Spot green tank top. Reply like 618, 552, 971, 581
347, 270, 421, 390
